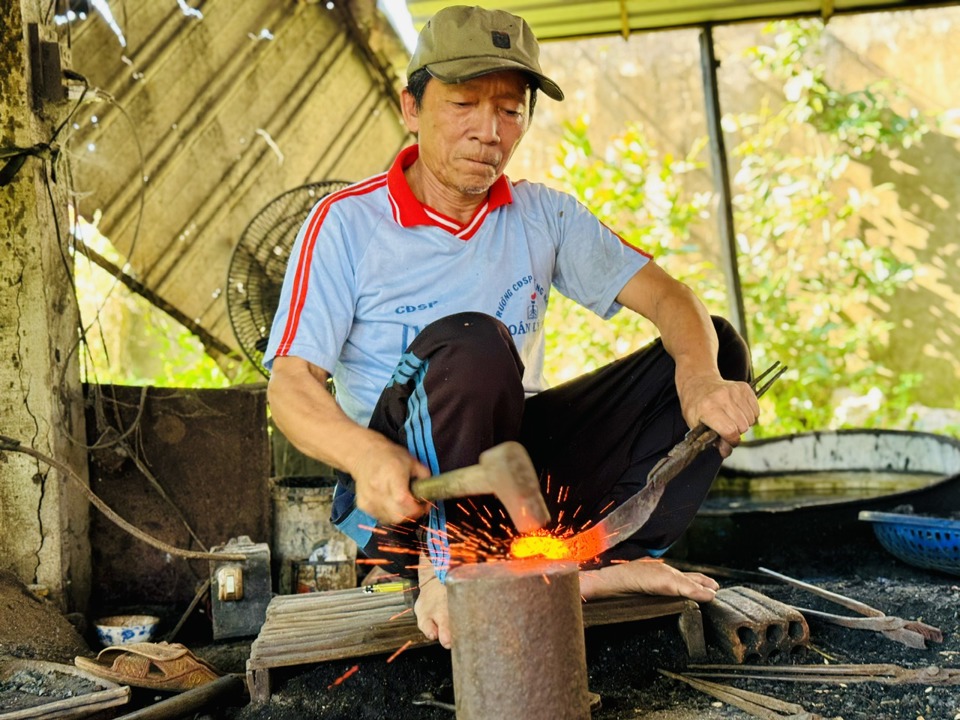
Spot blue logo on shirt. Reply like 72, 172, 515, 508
496, 275, 546, 337
395, 301, 439, 314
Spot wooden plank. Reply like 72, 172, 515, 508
582, 595, 689, 626
245, 585, 708, 705
678, 601, 707, 660
248, 587, 703, 670
245, 663, 270, 707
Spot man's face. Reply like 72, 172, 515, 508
402, 70, 531, 197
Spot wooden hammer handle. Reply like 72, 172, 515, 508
410, 465, 490, 501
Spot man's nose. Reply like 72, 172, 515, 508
471, 105, 500, 143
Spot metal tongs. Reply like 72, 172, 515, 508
643, 360, 788, 482
563, 361, 788, 562
758, 567, 943, 649
659, 669, 837, 719
684, 662, 960, 687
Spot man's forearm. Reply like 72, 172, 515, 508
267, 356, 380, 476
616, 262, 721, 386
267, 356, 431, 523
654, 282, 721, 388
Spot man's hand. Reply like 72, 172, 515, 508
414, 554, 451, 649
677, 374, 759, 457
614, 263, 759, 457
268, 356, 431, 525
579, 559, 718, 603
351, 434, 431, 525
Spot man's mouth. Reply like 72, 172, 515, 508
463, 156, 500, 168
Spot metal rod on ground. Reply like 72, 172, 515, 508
111, 674, 245, 720
446, 559, 590, 720
165, 578, 211, 642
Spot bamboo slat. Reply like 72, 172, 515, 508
245, 585, 705, 704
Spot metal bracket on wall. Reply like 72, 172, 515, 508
27, 23, 66, 111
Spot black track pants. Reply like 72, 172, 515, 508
333, 311, 751, 577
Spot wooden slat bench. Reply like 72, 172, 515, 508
245, 586, 705, 704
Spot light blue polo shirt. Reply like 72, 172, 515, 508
264, 144, 651, 576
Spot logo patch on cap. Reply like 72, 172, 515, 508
491, 31, 511, 49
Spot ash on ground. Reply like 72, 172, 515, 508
0, 667, 102, 712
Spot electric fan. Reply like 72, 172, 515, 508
226, 181, 351, 377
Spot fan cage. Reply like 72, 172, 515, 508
227, 181, 351, 377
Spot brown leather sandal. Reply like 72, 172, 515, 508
75, 641, 220, 692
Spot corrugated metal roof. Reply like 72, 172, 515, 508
405, 1, 948, 39
69, 1, 412, 361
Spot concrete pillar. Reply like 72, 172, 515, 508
446, 559, 590, 720
0, 0, 91, 611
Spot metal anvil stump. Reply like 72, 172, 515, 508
446, 559, 590, 720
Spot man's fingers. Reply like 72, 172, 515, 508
716, 438, 734, 458
414, 569, 452, 649
389, 485, 428, 520
356, 478, 427, 525
683, 571, 719, 591
437, 620, 452, 649
417, 615, 438, 641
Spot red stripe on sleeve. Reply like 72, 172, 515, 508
274, 176, 387, 357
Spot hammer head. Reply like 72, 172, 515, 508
478, 442, 551, 534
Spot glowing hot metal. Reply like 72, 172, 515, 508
559, 362, 787, 563
510, 533, 571, 560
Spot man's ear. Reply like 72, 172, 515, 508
400, 88, 420, 134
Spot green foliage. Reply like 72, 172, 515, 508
74, 212, 259, 388
747, 21, 928, 158
545, 119, 721, 384
545, 19, 941, 437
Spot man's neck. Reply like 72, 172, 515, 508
404, 161, 488, 225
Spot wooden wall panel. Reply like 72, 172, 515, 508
69, 0, 410, 358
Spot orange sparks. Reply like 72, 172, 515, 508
327, 664, 359, 689
357, 524, 387, 535
599, 500, 615, 514
356, 558, 391, 565
378, 546, 420, 555
509, 533, 571, 560
386, 640, 414, 663
542, 573, 551, 585
389, 607, 413, 621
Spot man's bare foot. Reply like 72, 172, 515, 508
579, 559, 718, 603
414, 556, 451, 649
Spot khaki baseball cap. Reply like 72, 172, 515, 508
407, 5, 564, 101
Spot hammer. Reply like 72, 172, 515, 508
410, 441, 550, 534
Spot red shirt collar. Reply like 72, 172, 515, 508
386, 144, 513, 239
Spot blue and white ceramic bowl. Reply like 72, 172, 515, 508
95, 614, 160, 647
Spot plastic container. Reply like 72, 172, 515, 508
859, 510, 960, 576
270, 476, 357, 593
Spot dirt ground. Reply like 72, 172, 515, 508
3, 534, 960, 719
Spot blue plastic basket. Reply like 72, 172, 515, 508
859, 511, 960, 576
